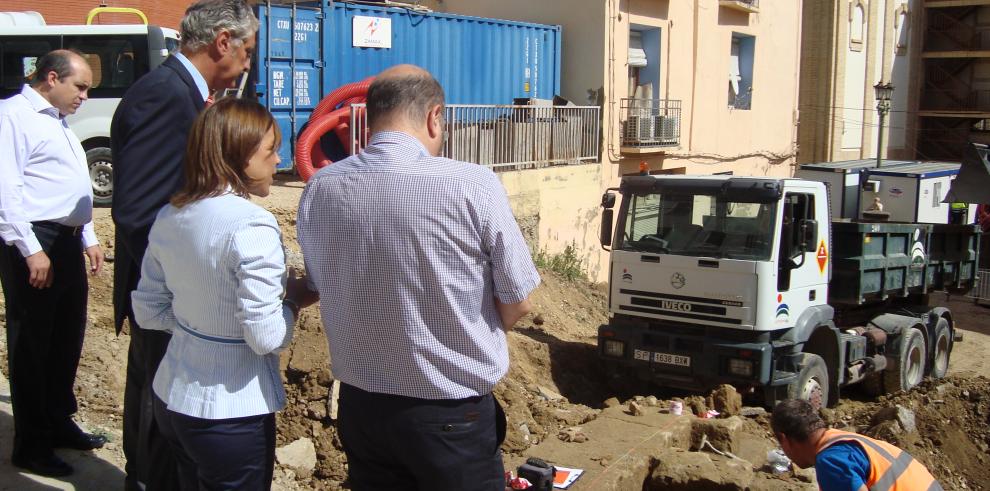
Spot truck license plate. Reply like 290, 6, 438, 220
633, 349, 651, 361
653, 352, 691, 367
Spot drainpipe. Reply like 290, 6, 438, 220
687, 0, 700, 152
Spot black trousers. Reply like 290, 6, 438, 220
153, 397, 276, 491
0, 223, 86, 460
337, 383, 507, 491
122, 314, 178, 490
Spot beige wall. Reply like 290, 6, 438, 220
430, 0, 804, 282
498, 164, 609, 281
797, 0, 921, 164
635, 1, 802, 179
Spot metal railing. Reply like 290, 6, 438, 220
620, 98, 681, 148
921, 88, 990, 112
349, 104, 601, 170
967, 269, 990, 304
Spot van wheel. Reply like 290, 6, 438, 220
788, 353, 829, 410
886, 327, 926, 393
87, 147, 113, 206
929, 318, 951, 379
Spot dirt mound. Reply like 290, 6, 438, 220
828, 376, 990, 489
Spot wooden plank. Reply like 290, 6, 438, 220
918, 110, 990, 118
925, 0, 990, 7
922, 50, 990, 58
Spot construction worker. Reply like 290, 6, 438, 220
771, 399, 943, 491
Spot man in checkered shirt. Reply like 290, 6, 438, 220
297, 64, 540, 490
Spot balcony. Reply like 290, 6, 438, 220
719, 0, 759, 14
620, 98, 682, 153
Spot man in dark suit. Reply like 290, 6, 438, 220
110, 1, 257, 488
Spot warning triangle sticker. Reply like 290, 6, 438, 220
816, 240, 828, 274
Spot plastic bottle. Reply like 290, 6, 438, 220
766, 448, 791, 474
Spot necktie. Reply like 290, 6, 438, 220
205, 94, 215, 108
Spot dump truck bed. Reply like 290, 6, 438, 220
829, 222, 980, 305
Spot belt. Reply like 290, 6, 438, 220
33, 221, 83, 237
176, 322, 247, 345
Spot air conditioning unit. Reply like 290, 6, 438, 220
656, 116, 678, 144
623, 116, 655, 144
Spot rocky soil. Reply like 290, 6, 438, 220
1, 182, 988, 490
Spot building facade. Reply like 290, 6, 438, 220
2, 0, 187, 29
797, 0, 923, 165
918, 1, 990, 161
426, 0, 803, 280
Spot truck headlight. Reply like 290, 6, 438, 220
727, 358, 754, 377
604, 340, 625, 358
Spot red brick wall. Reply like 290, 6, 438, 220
3, 0, 190, 29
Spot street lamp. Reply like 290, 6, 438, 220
873, 81, 894, 168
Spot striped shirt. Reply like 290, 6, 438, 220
297, 131, 540, 400
132, 193, 295, 419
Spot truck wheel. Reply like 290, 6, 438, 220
87, 147, 113, 206
788, 353, 829, 410
929, 318, 951, 379
885, 327, 926, 393
861, 372, 885, 396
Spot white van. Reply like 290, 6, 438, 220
0, 9, 179, 205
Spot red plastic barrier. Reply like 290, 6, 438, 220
295, 107, 351, 181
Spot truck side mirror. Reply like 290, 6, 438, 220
602, 192, 616, 209
600, 209, 614, 248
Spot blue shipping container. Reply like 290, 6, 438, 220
328, 3, 562, 104
253, 1, 562, 170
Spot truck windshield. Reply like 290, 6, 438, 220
619, 192, 776, 260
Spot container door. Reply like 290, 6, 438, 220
255, 3, 325, 171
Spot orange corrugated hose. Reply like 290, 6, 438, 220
295, 78, 374, 181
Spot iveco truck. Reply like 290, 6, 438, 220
597, 175, 979, 408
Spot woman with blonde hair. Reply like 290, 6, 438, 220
131, 97, 317, 490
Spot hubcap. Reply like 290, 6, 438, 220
907, 341, 924, 387
935, 333, 949, 374
89, 161, 113, 197
802, 378, 824, 410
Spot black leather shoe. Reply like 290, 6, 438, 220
53, 432, 108, 451
11, 454, 74, 477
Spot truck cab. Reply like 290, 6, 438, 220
598, 174, 977, 408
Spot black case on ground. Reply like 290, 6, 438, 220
517, 457, 555, 491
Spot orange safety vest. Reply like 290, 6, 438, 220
816, 429, 942, 491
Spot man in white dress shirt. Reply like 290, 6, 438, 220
0, 49, 106, 477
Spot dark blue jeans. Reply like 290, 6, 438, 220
337, 383, 507, 491
153, 397, 276, 490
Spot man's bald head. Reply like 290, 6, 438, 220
366, 64, 445, 132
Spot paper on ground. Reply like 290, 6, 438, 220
553, 466, 583, 489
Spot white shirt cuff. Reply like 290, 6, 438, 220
82, 224, 99, 249
16, 234, 42, 257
